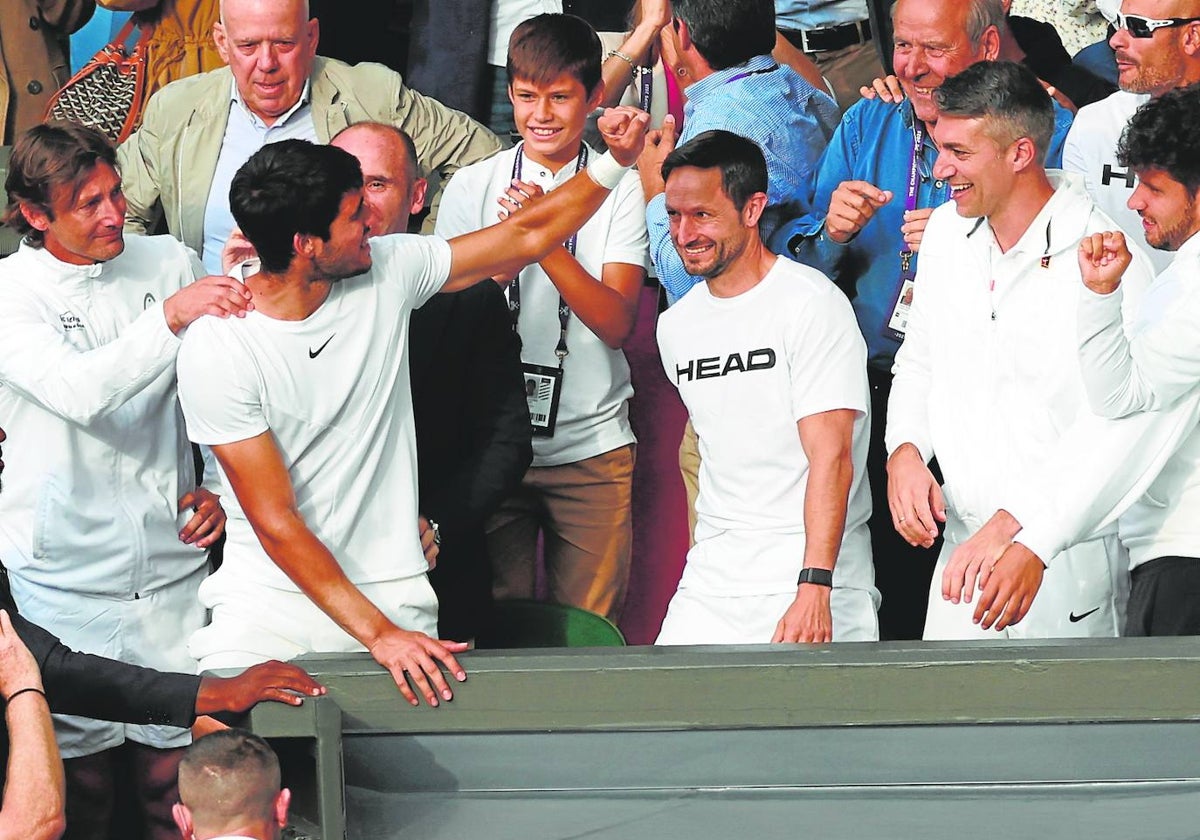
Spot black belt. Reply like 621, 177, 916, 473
783, 19, 872, 53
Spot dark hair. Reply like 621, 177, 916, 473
934, 60, 1055, 164
230, 139, 363, 273
3, 122, 118, 246
671, 0, 775, 71
507, 14, 602, 96
178, 730, 280, 825
661, 130, 768, 211
1118, 83, 1200, 195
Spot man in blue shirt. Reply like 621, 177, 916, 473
768, 0, 1073, 639
638, 0, 839, 306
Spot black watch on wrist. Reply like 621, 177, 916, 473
797, 567, 833, 588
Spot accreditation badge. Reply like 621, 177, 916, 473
885, 276, 916, 342
522, 362, 564, 437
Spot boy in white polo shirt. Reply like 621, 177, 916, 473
435, 13, 648, 621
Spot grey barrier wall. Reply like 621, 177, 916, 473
247, 639, 1200, 840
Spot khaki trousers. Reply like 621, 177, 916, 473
678, 420, 701, 548
486, 444, 635, 621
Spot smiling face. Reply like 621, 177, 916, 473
664, 166, 760, 280
214, 0, 319, 125
1110, 0, 1200, 95
331, 127, 427, 237
1128, 166, 1200, 250
22, 161, 127, 265
509, 72, 601, 171
305, 190, 373, 280
891, 0, 996, 125
931, 114, 1015, 220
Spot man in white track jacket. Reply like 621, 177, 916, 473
969, 87, 1200, 638
885, 61, 1157, 639
0, 122, 251, 840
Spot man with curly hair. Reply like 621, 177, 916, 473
1069, 84, 1200, 636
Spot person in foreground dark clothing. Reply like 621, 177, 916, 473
0, 421, 324, 732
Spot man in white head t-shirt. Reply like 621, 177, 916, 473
655, 129, 879, 644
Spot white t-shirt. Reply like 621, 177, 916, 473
177, 235, 452, 590
656, 257, 874, 595
1063, 90, 1172, 274
487, 0, 561, 66
435, 144, 647, 466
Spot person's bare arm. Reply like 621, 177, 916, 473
538, 251, 644, 348
0, 610, 65, 840
210, 433, 467, 707
599, 0, 671, 108
772, 409, 857, 644
443, 107, 649, 291
772, 30, 829, 94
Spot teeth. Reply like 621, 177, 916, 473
914, 86, 933, 94
951, 183, 970, 194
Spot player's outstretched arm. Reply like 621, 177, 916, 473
210, 433, 468, 707
443, 107, 650, 292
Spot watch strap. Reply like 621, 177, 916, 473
797, 567, 833, 588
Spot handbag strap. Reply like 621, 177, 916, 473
108, 17, 150, 52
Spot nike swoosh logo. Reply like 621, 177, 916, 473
1069, 607, 1100, 623
309, 334, 335, 359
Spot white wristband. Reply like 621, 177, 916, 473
586, 152, 630, 190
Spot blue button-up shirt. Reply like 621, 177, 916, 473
769, 95, 1073, 371
775, 0, 870, 31
201, 81, 318, 274
649, 54, 839, 303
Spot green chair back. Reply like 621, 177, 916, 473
477, 599, 626, 649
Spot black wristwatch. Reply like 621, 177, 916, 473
797, 567, 833, 588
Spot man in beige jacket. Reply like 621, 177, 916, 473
116, 0, 500, 271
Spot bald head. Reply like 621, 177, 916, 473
331, 123, 427, 236
174, 730, 288, 840
219, 0, 310, 23
1109, 0, 1200, 96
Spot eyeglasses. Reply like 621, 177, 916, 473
1115, 11, 1200, 38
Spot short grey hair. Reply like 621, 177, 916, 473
966, 0, 1005, 47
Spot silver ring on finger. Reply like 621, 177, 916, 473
898, 515, 907, 522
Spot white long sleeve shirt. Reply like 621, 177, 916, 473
1069, 232, 1200, 567
1063, 90, 1172, 274
0, 237, 206, 597
887, 174, 1155, 557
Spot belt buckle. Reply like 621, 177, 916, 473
800, 19, 869, 53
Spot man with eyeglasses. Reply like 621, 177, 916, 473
1062, 1, 1200, 274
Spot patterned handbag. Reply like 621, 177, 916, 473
44, 19, 150, 144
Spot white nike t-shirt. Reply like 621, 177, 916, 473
656, 257, 874, 595
177, 234, 451, 590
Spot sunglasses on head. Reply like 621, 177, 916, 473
1115, 11, 1200, 38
